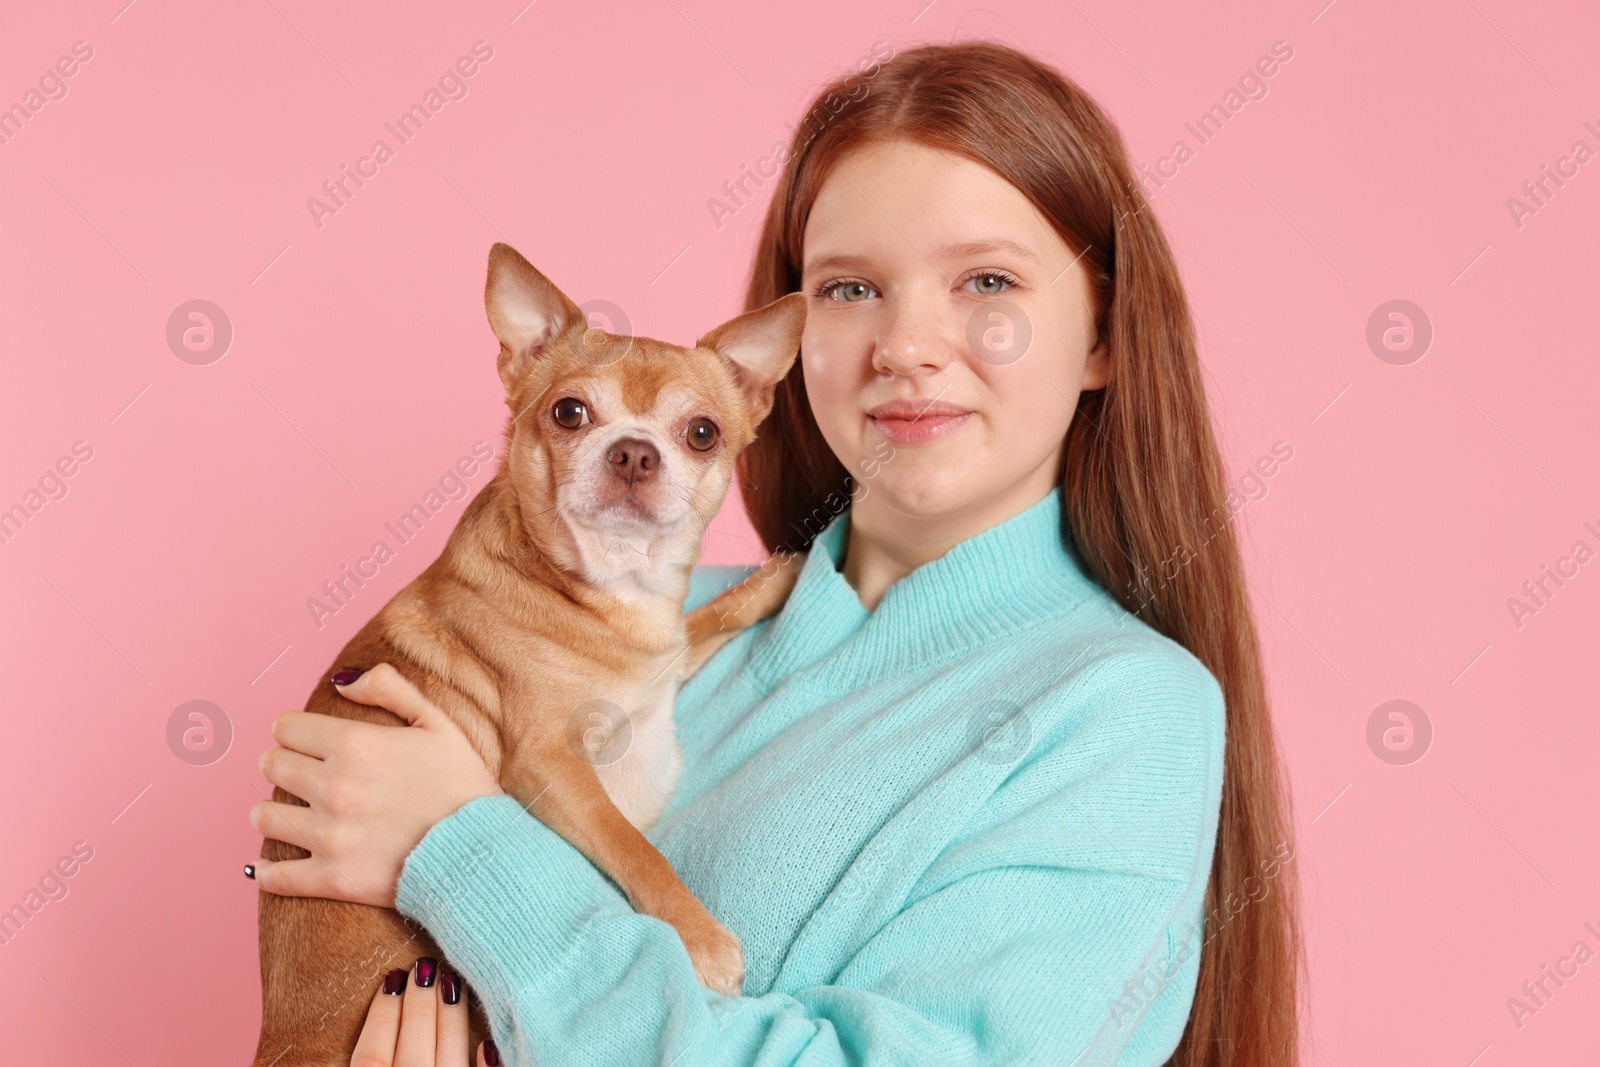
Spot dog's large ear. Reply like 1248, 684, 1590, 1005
695, 293, 807, 425
485, 243, 583, 391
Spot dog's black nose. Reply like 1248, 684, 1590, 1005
607, 437, 660, 484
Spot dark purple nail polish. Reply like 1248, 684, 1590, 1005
331, 667, 364, 686
483, 1038, 500, 1066
441, 970, 461, 1005
243, 863, 256, 880
383, 968, 407, 996
414, 956, 437, 988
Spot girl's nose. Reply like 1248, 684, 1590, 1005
870, 290, 954, 378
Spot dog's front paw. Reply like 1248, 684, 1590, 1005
680, 913, 746, 996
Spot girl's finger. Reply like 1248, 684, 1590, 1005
479, 1037, 501, 1066
437, 969, 471, 1067
249, 855, 310, 898
333, 663, 444, 727
269, 708, 345, 760
251, 853, 358, 902
248, 799, 325, 852
257, 746, 327, 805
393, 957, 439, 1067
348, 968, 408, 1066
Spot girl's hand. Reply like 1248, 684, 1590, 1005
350, 956, 500, 1067
248, 663, 504, 908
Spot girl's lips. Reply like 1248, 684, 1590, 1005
868, 410, 972, 446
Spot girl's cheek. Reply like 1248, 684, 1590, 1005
803, 322, 872, 379
800, 340, 858, 440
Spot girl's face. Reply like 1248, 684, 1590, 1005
799, 139, 1109, 523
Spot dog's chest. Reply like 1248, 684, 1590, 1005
582, 672, 684, 831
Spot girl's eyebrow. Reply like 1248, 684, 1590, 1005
937, 239, 1041, 263
804, 239, 1040, 276
803, 252, 873, 276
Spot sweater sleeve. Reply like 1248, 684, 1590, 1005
393, 648, 1227, 1067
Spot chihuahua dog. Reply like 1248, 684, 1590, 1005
251, 242, 806, 1067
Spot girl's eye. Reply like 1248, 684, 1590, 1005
813, 278, 878, 302
552, 397, 589, 429
685, 417, 719, 452
962, 270, 1022, 296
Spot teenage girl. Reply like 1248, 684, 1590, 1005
249, 39, 1301, 1067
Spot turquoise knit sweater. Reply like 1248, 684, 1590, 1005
395, 485, 1226, 1066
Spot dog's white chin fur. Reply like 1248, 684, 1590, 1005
563, 508, 698, 603
590, 494, 660, 526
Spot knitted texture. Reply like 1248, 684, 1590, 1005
395, 485, 1226, 1066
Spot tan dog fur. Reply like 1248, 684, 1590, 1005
250, 243, 805, 1066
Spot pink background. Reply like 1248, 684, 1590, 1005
2, 0, 1596, 1063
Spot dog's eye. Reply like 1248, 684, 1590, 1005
685, 418, 719, 452
552, 398, 588, 429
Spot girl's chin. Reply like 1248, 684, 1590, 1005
846, 455, 968, 506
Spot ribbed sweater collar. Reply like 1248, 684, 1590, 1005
747, 485, 1105, 687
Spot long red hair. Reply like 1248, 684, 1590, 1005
734, 39, 1302, 1067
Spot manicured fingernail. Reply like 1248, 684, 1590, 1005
243, 863, 256, 880
483, 1038, 500, 1066
441, 970, 461, 1005
383, 968, 407, 995
414, 956, 437, 988
331, 667, 364, 686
